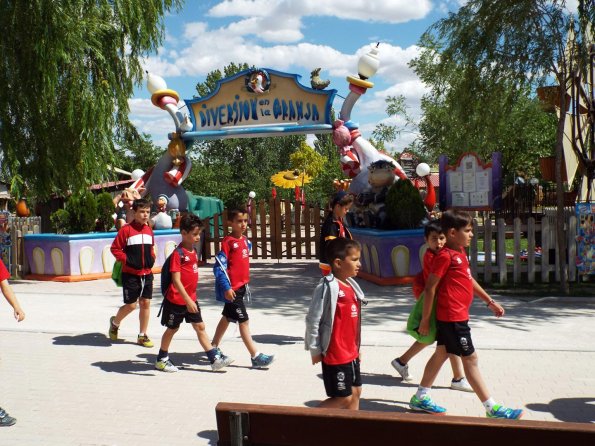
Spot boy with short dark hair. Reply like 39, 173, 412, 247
409, 209, 523, 419
392, 220, 472, 392
109, 198, 156, 347
211, 208, 274, 368
0, 261, 25, 427
306, 238, 367, 410
318, 191, 354, 275
155, 214, 233, 372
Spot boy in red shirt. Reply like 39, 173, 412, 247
0, 261, 25, 427
392, 220, 472, 392
306, 238, 367, 410
109, 198, 156, 347
409, 210, 523, 419
155, 214, 233, 372
211, 208, 274, 368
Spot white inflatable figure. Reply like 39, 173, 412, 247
334, 45, 408, 195
151, 194, 173, 229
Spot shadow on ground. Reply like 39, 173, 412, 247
304, 398, 408, 413
196, 430, 218, 445
91, 358, 156, 375
526, 397, 595, 423
53, 332, 112, 347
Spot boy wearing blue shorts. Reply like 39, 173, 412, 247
306, 238, 367, 410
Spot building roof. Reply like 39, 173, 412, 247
0, 183, 11, 200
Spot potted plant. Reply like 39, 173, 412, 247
349, 178, 428, 285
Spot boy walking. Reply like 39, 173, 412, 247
155, 214, 233, 372
109, 198, 156, 348
409, 210, 523, 419
0, 261, 25, 427
306, 238, 367, 410
211, 208, 274, 368
392, 220, 472, 392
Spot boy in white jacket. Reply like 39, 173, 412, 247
305, 238, 367, 410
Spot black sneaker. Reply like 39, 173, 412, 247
0, 407, 16, 427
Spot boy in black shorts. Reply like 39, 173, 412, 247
109, 198, 156, 347
155, 214, 233, 372
211, 208, 274, 368
410, 210, 523, 419
305, 238, 367, 410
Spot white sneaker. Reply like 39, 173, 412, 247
391, 358, 413, 381
155, 358, 178, 373
211, 354, 234, 371
451, 377, 474, 392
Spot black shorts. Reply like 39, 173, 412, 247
122, 273, 153, 304
321, 358, 361, 398
160, 298, 203, 329
436, 320, 475, 357
221, 285, 249, 323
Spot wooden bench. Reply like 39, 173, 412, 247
216, 402, 595, 446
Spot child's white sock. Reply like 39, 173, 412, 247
138, 333, 145, 337
251, 352, 260, 360
482, 397, 497, 412
415, 386, 431, 400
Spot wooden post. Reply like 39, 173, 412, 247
470, 219, 479, 280
483, 219, 493, 284
259, 200, 268, 260
513, 218, 521, 284
284, 200, 292, 259
203, 217, 212, 260
304, 204, 312, 258
295, 201, 302, 259
496, 219, 506, 285
527, 217, 536, 283
541, 218, 550, 283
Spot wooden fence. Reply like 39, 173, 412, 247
2, 216, 42, 278
470, 210, 577, 285
203, 198, 324, 261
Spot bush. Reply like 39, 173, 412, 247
50, 209, 70, 234
96, 192, 116, 232
66, 191, 98, 233
385, 180, 427, 229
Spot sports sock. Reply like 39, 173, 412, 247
251, 352, 261, 360
483, 397, 497, 412
138, 333, 146, 337
157, 349, 168, 361
111, 319, 120, 327
415, 386, 431, 400
206, 348, 218, 363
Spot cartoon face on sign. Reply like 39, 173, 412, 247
245, 69, 270, 94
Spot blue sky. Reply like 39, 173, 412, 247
129, 0, 467, 149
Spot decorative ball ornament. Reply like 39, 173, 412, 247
248, 191, 256, 199
416, 163, 431, 177
131, 169, 145, 180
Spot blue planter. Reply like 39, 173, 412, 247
24, 230, 182, 278
350, 227, 426, 285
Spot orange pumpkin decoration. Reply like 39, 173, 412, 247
16, 198, 30, 217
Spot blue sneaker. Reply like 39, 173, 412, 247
486, 405, 524, 420
409, 395, 447, 415
251, 353, 275, 368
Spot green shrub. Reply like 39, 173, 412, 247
66, 191, 98, 233
50, 209, 70, 234
385, 180, 427, 229
96, 192, 116, 232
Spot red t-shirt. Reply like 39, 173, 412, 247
412, 249, 437, 299
221, 235, 250, 290
0, 262, 9, 281
166, 247, 199, 305
323, 281, 360, 365
430, 246, 473, 322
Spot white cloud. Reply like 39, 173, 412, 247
209, 0, 432, 24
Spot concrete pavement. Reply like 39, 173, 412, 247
1, 260, 594, 445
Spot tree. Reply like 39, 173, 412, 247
114, 133, 163, 173
416, 0, 595, 293
372, 95, 417, 154
410, 35, 557, 181
0, 0, 181, 199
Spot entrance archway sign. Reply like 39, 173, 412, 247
183, 69, 337, 141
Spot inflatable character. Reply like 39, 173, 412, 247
151, 194, 173, 229
113, 188, 142, 230
353, 160, 396, 228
